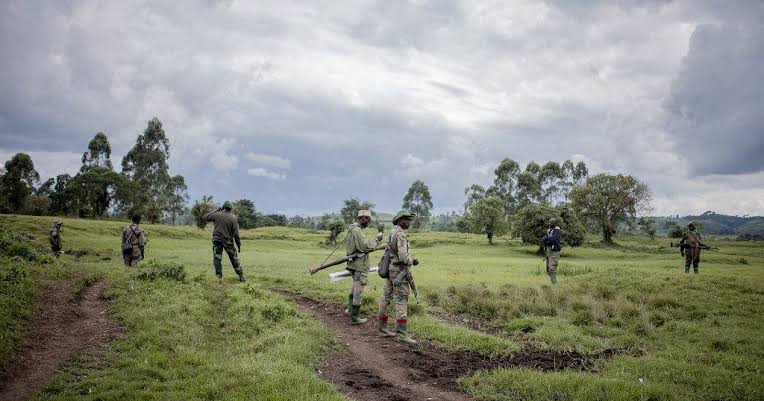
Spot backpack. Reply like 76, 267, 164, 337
377, 231, 395, 279
122, 225, 138, 256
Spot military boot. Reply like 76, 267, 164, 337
693, 264, 699, 274
396, 321, 417, 344
550, 272, 558, 287
237, 272, 246, 282
378, 316, 395, 337
684, 264, 690, 273
344, 294, 353, 316
350, 305, 368, 325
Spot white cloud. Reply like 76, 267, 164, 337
247, 168, 286, 181
245, 153, 291, 169
211, 138, 240, 172
0, 149, 81, 180
401, 153, 424, 169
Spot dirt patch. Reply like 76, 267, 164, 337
291, 294, 614, 401
0, 276, 121, 401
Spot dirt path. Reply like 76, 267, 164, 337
292, 295, 614, 401
0, 277, 121, 401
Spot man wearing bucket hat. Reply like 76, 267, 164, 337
49, 220, 63, 257
205, 201, 245, 282
377, 210, 419, 344
542, 217, 562, 286
344, 209, 384, 324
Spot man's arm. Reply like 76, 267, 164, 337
350, 226, 379, 253
395, 232, 414, 265
204, 209, 219, 222
543, 229, 560, 246
234, 221, 241, 251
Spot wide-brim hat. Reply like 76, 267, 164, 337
392, 210, 416, 224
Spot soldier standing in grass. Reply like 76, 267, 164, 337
122, 214, 146, 267
543, 218, 561, 287
377, 210, 419, 344
205, 201, 245, 282
344, 209, 383, 325
680, 223, 703, 274
49, 221, 63, 257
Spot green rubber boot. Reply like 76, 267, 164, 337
396, 322, 417, 344
684, 264, 690, 273
694, 264, 699, 274
350, 305, 368, 325
549, 272, 558, 287
378, 316, 395, 337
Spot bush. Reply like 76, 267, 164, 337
132, 259, 187, 282
0, 226, 53, 263
512, 203, 586, 248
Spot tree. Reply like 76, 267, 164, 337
0, 153, 40, 213
512, 203, 586, 252
119, 117, 180, 223
463, 184, 486, 213
81, 132, 113, 169
490, 158, 520, 214
402, 180, 433, 229
318, 214, 346, 245
49, 174, 73, 215
637, 217, 657, 239
232, 199, 256, 229
570, 174, 651, 243
340, 198, 375, 224
466, 196, 508, 245
288, 215, 309, 228
167, 175, 189, 225
191, 195, 216, 229
67, 133, 121, 218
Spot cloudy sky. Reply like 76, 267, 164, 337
1, 0, 763, 216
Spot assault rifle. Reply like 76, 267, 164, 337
309, 243, 387, 275
670, 242, 718, 252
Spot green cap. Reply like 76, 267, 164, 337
222, 201, 233, 210
548, 218, 559, 226
392, 210, 416, 224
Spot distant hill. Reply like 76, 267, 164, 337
653, 211, 764, 237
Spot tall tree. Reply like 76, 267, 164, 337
48, 174, 73, 215
167, 175, 189, 225
232, 199, 256, 229
119, 117, 175, 222
0, 153, 39, 213
490, 158, 520, 214
81, 132, 113, 169
466, 196, 508, 245
69, 132, 120, 218
402, 180, 433, 229
570, 174, 651, 243
463, 184, 486, 213
340, 197, 375, 224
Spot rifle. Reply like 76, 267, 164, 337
309, 243, 387, 275
394, 266, 418, 300
670, 242, 718, 252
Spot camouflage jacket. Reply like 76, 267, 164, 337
389, 225, 414, 266
49, 228, 61, 244
680, 230, 703, 248
346, 222, 379, 272
122, 224, 146, 248
205, 210, 241, 248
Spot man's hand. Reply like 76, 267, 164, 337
412, 258, 419, 266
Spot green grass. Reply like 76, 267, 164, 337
1, 214, 762, 400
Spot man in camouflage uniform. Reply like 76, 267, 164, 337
205, 201, 245, 282
377, 210, 419, 344
542, 218, 562, 287
122, 214, 146, 267
49, 221, 63, 257
679, 223, 703, 274
344, 209, 383, 325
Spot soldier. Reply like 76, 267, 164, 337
377, 210, 419, 344
205, 201, 245, 282
344, 209, 384, 325
122, 214, 146, 267
542, 218, 561, 286
49, 221, 63, 257
680, 223, 703, 274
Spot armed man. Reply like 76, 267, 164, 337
542, 218, 562, 287
377, 210, 419, 344
679, 222, 703, 274
49, 221, 63, 257
205, 201, 245, 282
122, 214, 146, 267
344, 209, 384, 325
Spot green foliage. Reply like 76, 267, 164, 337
317, 214, 346, 245
402, 179, 434, 229
571, 174, 651, 243
340, 197, 375, 224
637, 217, 657, 239
191, 195, 216, 229
232, 199, 256, 229
467, 196, 508, 244
132, 259, 187, 282
0, 153, 40, 213
512, 203, 586, 249
0, 227, 54, 263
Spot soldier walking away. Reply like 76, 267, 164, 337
377, 210, 419, 344
49, 221, 63, 257
122, 214, 146, 267
344, 209, 383, 325
680, 223, 703, 274
205, 201, 245, 282
543, 218, 562, 287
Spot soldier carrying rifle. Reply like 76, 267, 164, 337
344, 209, 383, 325
679, 223, 704, 274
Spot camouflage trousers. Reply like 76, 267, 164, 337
50, 240, 61, 255
377, 264, 411, 325
124, 246, 142, 267
213, 241, 242, 277
685, 249, 700, 273
546, 250, 560, 274
350, 270, 368, 306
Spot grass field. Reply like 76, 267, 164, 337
1, 214, 763, 400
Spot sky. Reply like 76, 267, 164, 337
1, 0, 763, 217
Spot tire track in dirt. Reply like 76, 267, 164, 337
0, 276, 121, 401
290, 294, 616, 401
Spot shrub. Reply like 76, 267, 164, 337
132, 259, 187, 282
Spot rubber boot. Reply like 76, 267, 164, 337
549, 272, 558, 287
396, 322, 417, 344
345, 294, 352, 316
693, 264, 699, 274
378, 316, 395, 337
350, 305, 368, 325
237, 271, 246, 282
684, 264, 690, 273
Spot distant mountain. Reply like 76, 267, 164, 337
653, 211, 764, 237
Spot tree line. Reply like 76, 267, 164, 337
0, 118, 188, 223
